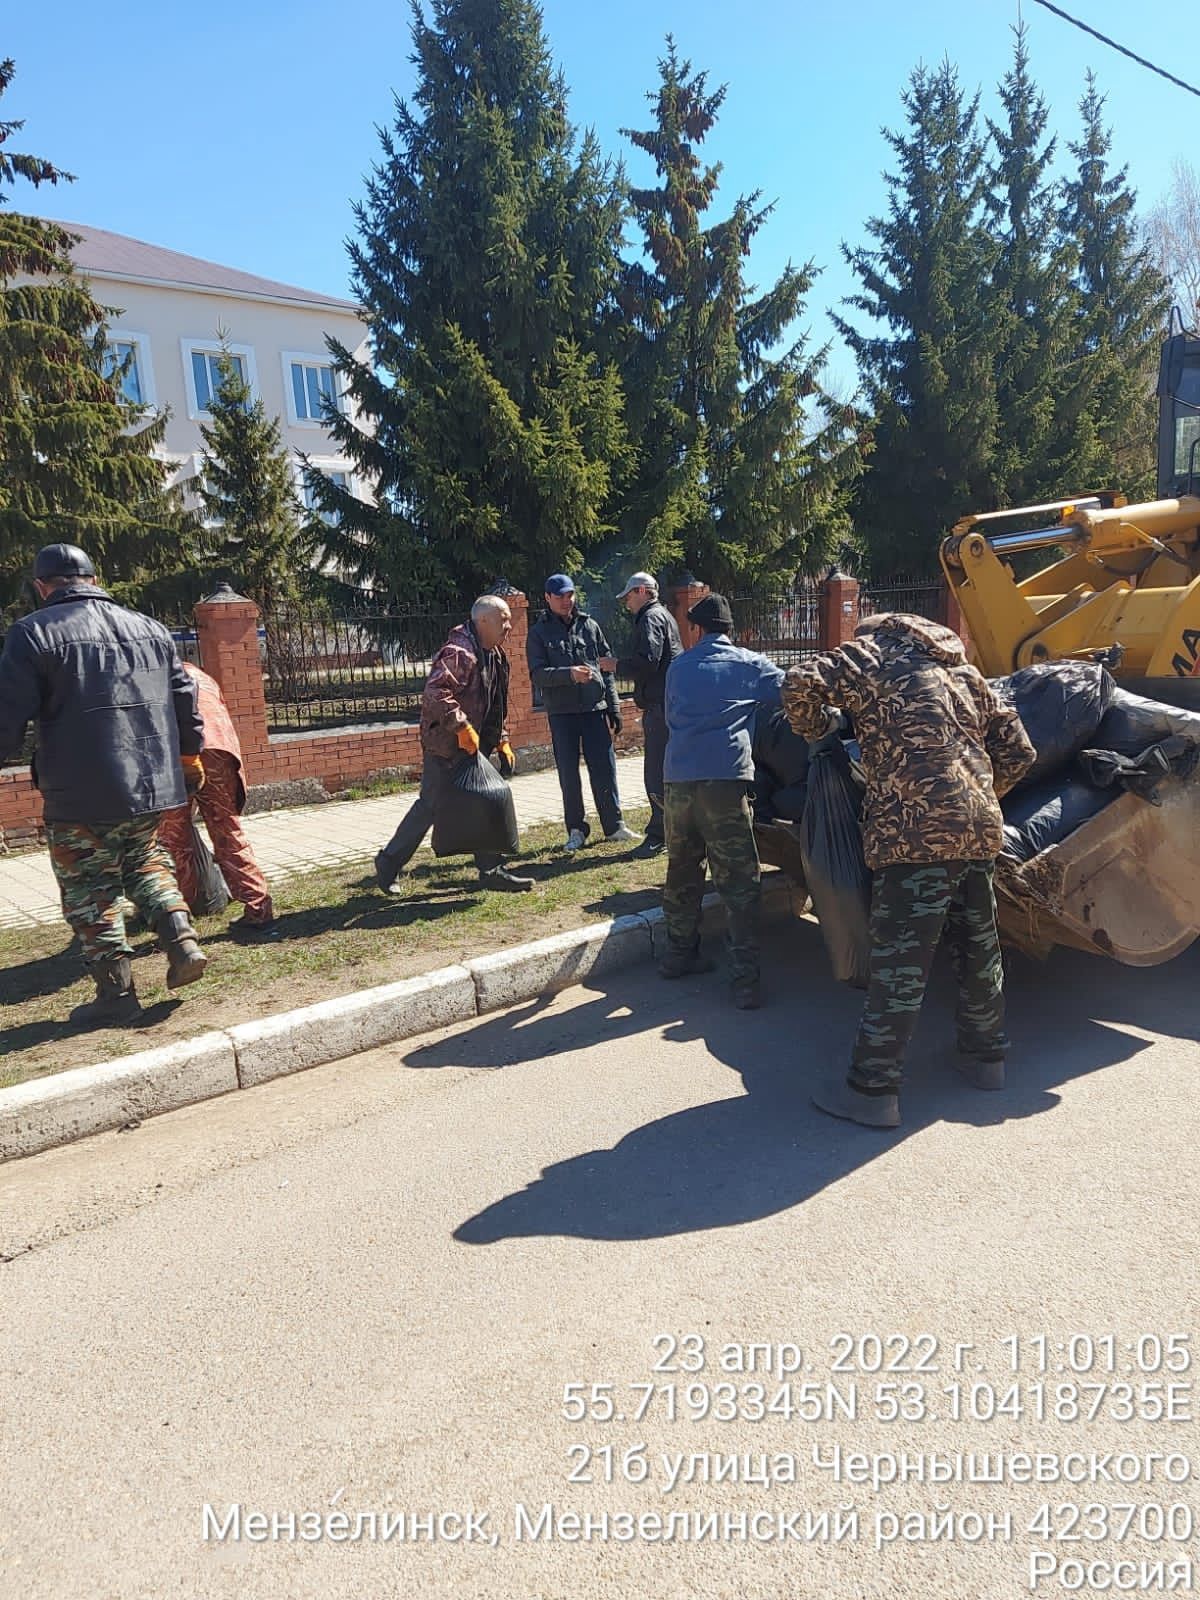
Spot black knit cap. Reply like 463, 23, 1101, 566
687, 592, 734, 633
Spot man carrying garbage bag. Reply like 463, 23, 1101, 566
374, 596, 532, 893
782, 613, 1036, 1129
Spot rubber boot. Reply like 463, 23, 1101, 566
954, 1055, 1006, 1091
732, 978, 762, 1011
658, 943, 716, 979
69, 954, 140, 1026
811, 1072, 901, 1130
154, 911, 208, 990
955, 1032, 1009, 1091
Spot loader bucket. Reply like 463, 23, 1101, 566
994, 776, 1200, 966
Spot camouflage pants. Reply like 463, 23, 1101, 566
850, 860, 1006, 1094
47, 815, 187, 964
663, 780, 761, 983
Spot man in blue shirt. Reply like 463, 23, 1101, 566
661, 592, 784, 1009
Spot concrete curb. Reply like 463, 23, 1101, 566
0, 877, 795, 1165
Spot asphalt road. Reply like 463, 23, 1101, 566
2, 915, 1198, 1600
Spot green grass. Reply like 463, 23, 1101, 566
0, 811, 661, 1089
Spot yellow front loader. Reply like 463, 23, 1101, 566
941, 317, 1200, 703
938, 317, 1200, 965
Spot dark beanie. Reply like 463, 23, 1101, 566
687, 592, 734, 633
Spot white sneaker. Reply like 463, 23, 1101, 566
564, 828, 588, 852
605, 823, 641, 844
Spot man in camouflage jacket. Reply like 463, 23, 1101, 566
783, 613, 1036, 1128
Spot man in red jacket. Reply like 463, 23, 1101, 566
158, 662, 279, 940
374, 595, 533, 892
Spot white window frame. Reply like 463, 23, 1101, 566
298, 455, 354, 524
190, 450, 226, 529
281, 350, 346, 428
104, 329, 157, 411
181, 338, 258, 421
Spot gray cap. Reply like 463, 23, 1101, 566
617, 571, 657, 599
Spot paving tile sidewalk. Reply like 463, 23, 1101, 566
0, 754, 648, 931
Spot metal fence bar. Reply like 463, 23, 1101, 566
729, 582, 823, 668
858, 578, 944, 623
260, 603, 461, 733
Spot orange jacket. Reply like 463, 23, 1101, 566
184, 662, 247, 807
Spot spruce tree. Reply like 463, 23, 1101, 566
316, 0, 628, 601
837, 61, 999, 575
616, 41, 861, 588
0, 58, 187, 609
1060, 73, 1169, 500
192, 344, 312, 612
986, 25, 1097, 505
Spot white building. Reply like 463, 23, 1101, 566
63, 222, 371, 518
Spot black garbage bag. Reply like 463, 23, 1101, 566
189, 812, 231, 917
1000, 777, 1116, 863
752, 705, 810, 822
993, 661, 1115, 790
1094, 687, 1200, 756
1077, 735, 1200, 803
431, 753, 520, 859
799, 734, 872, 986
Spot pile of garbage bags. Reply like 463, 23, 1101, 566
995, 664, 1200, 862
755, 662, 1200, 985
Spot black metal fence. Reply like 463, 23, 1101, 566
729, 581, 823, 667
261, 603, 462, 733
858, 577, 944, 624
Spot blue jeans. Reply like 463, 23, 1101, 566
549, 713, 622, 838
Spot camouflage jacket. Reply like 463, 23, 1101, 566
782, 614, 1036, 870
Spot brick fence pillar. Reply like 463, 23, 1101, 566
819, 570, 860, 650
505, 591, 538, 743
193, 584, 272, 778
666, 575, 710, 650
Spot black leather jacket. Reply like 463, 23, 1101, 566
0, 584, 203, 823
614, 598, 682, 709
526, 607, 619, 717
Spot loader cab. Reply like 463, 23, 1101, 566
1157, 314, 1200, 499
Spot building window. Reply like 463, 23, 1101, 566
182, 340, 257, 419
291, 360, 339, 421
303, 467, 351, 525
192, 349, 245, 412
104, 340, 143, 404
101, 330, 156, 411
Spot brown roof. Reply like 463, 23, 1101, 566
56, 221, 360, 313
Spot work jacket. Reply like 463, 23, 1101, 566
782, 614, 1036, 870
420, 621, 510, 762
613, 598, 682, 710
0, 584, 203, 824
526, 607, 619, 717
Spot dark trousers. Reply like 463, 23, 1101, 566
641, 703, 668, 843
663, 780, 761, 983
850, 860, 1006, 1094
549, 713, 622, 838
379, 756, 501, 875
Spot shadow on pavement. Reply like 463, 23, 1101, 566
417, 917, 1192, 1244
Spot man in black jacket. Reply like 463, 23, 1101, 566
526, 573, 639, 851
0, 544, 209, 1023
599, 572, 681, 856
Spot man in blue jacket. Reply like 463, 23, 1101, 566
526, 573, 640, 851
0, 544, 209, 1024
661, 592, 784, 1009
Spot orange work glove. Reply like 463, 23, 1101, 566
181, 754, 206, 795
457, 723, 480, 755
497, 741, 516, 778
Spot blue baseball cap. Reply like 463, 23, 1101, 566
544, 573, 576, 596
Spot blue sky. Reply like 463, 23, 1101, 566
7, 0, 1189, 389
